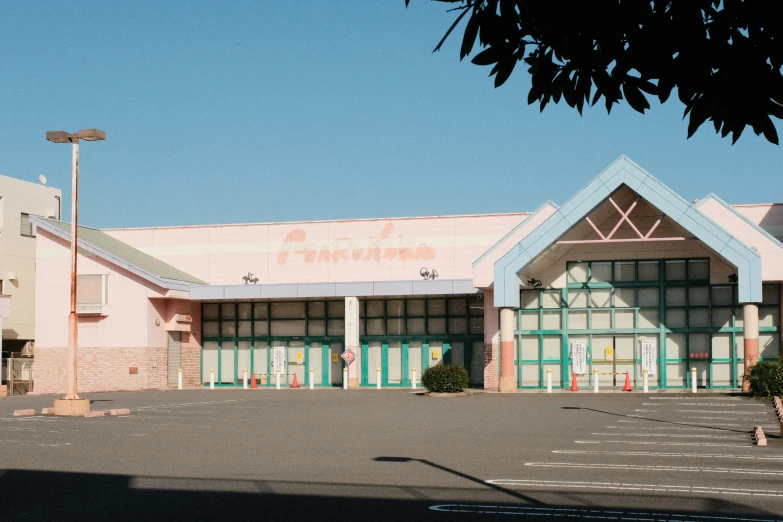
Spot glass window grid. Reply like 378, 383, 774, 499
201, 296, 485, 386
515, 259, 780, 389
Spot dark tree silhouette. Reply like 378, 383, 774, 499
407, 0, 782, 144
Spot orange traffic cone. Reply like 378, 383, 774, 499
250, 373, 258, 389
622, 371, 632, 392
290, 372, 300, 389
570, 372, 579, 392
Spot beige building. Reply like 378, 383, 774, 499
0, 174, 62, 354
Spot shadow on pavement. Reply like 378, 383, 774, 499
562, 406, 754, 434
0, 469, 779, 521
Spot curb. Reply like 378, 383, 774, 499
753, 426, 767, 446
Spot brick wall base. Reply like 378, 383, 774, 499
32, 346, 168, 394
483, 342, 498, 390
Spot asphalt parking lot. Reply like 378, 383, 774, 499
1, 389, 782, 521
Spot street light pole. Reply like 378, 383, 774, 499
67, 137, 79, 400
46, 129, 105, 413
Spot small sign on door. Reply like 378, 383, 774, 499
571, 339, 587, 375
641, 338, 657, 376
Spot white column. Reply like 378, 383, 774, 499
593, 369, 599, 393
691, 368, 697, 393
309, 369, 314, 390
276, 370, 281, 390
343, 368, 348, 389
209, 369, 214, 390
643, 369, 649, 393
546, 368, 552, 393
345, 297, 360, 389
177, 369, 183, 390
411, 368, 417, 390
243, 369, 248, 390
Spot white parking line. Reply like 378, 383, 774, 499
428, 504, 782, 521
648, 397, 742, 400
676, 410, 773, 415
676, 403, 766, 407
591, 432, 746, 440
575, 440, 751, 448
606, 426, 738, 431
486, 479, 783, 498
691, 416, 760, 421
553, 449, 783, 460
524, 462, 783, 476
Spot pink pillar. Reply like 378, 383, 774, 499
742, 303, 759, 392
498, 308, 516, 392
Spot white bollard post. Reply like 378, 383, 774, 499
376, 368, 381, 389
643, 369, 649, 393
411, 368, 417, 390
177, 368, 183, 390
276, 370, 281, 390
593, 369, 599, 393
309, 369, 314, 390
691, 367, 697, 393
243, 369, 248, 390
343, 368, 348, 389
209, 369, 215, 390
546, 368, 552, 393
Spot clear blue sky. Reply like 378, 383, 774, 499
0, 2, 780, 228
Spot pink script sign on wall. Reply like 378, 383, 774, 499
276, 222, 436, 265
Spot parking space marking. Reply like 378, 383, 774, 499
553, 450, 783, 460
648, 397, 742, 400
133, 399, 245, 411
524, 462, 783, 476
606, 426, 738, 431
428, 504, 782, 521
642, 403, 767, 407
575, 440, 751, 448
486, 479, 783, 498
591, 432, 747, 440
676, 410, 774, 415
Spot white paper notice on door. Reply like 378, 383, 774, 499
641, 338, 657, 376
571, 339, 587, 375
273, 346, 286, 373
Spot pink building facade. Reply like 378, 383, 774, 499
32, 158, 783, 393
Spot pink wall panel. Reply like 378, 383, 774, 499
102, 213, 528, 285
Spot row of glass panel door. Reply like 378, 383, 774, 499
202, 339, 485, 387
518, 334, 743, 389
360, 340, 484, 386
202, 341, 345, 386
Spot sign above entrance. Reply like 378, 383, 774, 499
341, 349, 356, 366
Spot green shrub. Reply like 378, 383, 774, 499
421, 364, 469, 393
746, 357, 783, 399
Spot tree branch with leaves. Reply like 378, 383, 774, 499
406, 0, 782, 144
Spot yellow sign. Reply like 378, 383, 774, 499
432, 349, 440, 360
331, 353, 339, 363
604, 346, 614, 361
296, 351, 304, 364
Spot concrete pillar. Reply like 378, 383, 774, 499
742, 303, 759, 392
345, 296, 360, 389
498, 308, 516, 392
